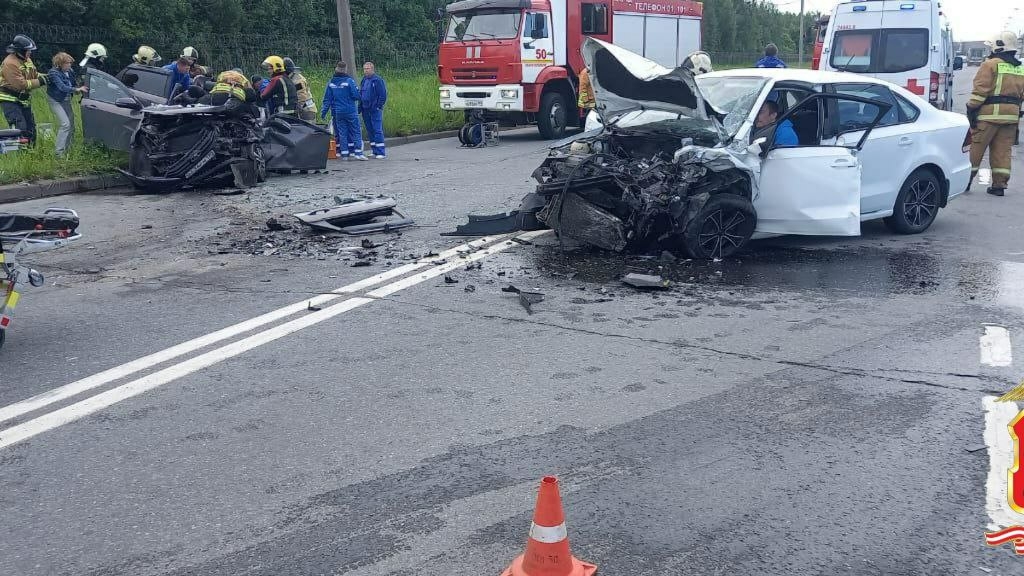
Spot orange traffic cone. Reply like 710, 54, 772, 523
327, 138, 338, 160
501, 476, 597, 576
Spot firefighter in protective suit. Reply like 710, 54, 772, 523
0, 35, 45, 145
968, 31, 1024, 197
199, 70, 257, 114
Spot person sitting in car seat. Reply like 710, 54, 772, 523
753, 100, 798, 147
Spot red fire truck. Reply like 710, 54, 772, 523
811, 14, 829, 70
438, 0, 704, 139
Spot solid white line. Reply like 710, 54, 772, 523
0, 234, 511, 426
0, 231, 549, 449
983, 396, 1021, 531
981, 325, 1013, 367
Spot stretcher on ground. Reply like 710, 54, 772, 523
0, 208, 81, 350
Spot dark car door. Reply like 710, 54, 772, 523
116, 64, 173, 103
80, 69, 145, 151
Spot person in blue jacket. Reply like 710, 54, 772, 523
755, 44, 788, 69
753, 100, 799, 147
163, 57, 192, 102
321, 61, 367, 160
359, 61, 388, 159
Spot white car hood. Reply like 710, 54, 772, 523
582, 38, 724, 133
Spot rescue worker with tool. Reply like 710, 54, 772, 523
0, 35, 45, 146
258, 55, 297, 116
284, 57, 316, 122
322, 61, 367, 161
967, 30, 1024, 197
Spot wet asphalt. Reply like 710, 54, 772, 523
2, 70, 1024, 575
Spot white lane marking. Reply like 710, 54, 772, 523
981, 325, 1013, 367
0, 231, 549, 449
0, 234, 512, 426
983, 396, 1022, 531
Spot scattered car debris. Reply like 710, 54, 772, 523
444, 275, 458, 284
351, 261, 372, 267
307, 301, 322, 312
294, 196, 414, 234
510, 237, 533, 246
501, 284, 545, 315
464, 261, 482, 271
361, 239, 378, 249
464, 284, 476, 293
266, 217, 289, 232
623, 273, 671, 290
442, 195, 546, 236
571, 297, 614, 304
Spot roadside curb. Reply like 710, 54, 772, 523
0, 129, 461, 205
0, 173, 129, 205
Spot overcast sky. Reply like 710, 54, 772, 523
779, 0, 1024, 42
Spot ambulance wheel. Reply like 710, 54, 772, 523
538, 92, 567, 140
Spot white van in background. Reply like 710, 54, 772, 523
819, 0, 963, 110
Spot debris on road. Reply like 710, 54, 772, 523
294, 196, 414, 234
265, 217, 289, 232
444, 275, 458, 284
351, 261, 372, 267
622, 273, 671, 290
502, 284, 545, 314
464, 284, 476, 293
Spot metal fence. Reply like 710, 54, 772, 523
0, 23, 439, 74
1, 23, 806, 74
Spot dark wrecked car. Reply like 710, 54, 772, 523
522, 38, 897, 259
81, 69, 330, 191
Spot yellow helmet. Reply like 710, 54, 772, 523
262, 56, 285, 74
217, 70, 249, 87
132, 45, 162, 66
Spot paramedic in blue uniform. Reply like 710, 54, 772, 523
322, 61, 367, 161
360, 61, 388, 159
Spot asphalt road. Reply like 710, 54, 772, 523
2, 68, 1024, 575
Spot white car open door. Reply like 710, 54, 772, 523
753, 93, 892, 236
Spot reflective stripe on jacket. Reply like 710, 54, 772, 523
969, 54, 1024, 124
0, 54, 40, 105
210, 83, 247, 101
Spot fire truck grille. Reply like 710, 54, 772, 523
452, 68, 499, 82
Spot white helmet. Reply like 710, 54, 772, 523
180, 46, 199, 63
79, 42, 107, 67
682, 51, 713, 75
986, 31, 1019, 53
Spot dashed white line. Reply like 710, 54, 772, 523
981, 325, 1013, 368
0, 234, 512, 427
0, 231, 550, 449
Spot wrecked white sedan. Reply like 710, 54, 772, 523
526, 38, 972, 259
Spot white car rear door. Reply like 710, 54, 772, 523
753, 93, 893, 236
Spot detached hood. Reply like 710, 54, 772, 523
582, 38, 723, 128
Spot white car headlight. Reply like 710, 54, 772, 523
501, 89, 519, 99
439, 89, 451, 99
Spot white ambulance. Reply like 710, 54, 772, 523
818, 0, 962, 110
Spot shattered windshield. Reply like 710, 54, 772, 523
446, 11, 522, 41
694, 76, 768, 137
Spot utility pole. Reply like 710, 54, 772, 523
798, 0, 805, 67
335, 0, 357, 68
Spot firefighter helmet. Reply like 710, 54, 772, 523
262, 55, 286, 74
6, 35, 37, 56
180, 46, 199, 63
133, 45, 162, 66
80, 43, 107, 67
681, 51, 713, 75
986, 31, 1020, 53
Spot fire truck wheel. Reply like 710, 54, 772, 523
538, 92, 567, 139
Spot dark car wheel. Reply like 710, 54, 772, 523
682, 194, 757, 259
884, 169, 940, 234
537, 92, 567, 140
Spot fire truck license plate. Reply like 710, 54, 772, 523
466, 100, 483, 107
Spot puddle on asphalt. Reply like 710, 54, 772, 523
510, 243, 1023, 308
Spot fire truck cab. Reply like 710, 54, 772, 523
438, 0, 704, 139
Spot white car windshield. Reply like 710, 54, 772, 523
695, 76, 769, 137
446, 11, 522, 41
